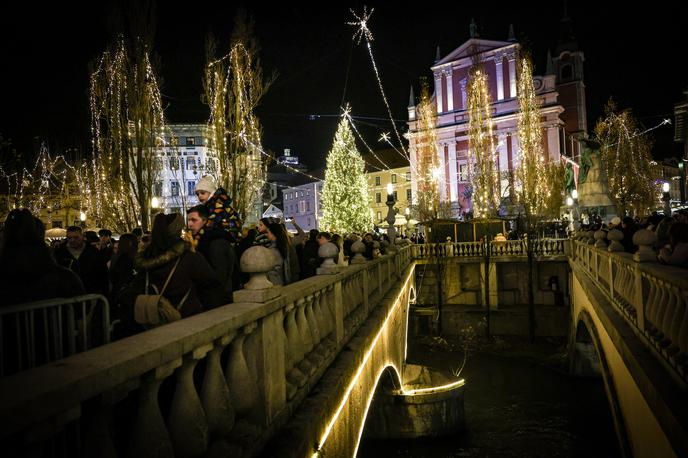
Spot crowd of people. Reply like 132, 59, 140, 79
572, 210, 688, 267
0, 176, 407, 340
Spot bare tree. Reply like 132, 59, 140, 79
203, 12, 274, 223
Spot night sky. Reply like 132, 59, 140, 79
2, 1, 686, 168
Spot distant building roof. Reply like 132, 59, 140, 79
361, 148, 410, 173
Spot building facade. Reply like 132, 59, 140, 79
407, 31, 587, 217
363, 150, 412, 225
282, 181, 323, 232
153, 124, 218, 215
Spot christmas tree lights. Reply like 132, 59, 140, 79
320, 117, 374, 234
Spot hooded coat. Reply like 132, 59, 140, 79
204, 187, 243, 242
119, 241, 223, 335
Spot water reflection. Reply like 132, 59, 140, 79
359, 344, 620, 457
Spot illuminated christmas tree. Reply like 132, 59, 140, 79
321, 117, 373, 234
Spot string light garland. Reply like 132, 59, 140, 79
467, 67, 500, 218
347, 8, 409, 163
595, 100, 657, 216
516, 57, 550, 217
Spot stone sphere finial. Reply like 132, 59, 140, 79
632, 229, 657, 262
594, 230, 607, 249
350, 240, 367, 264
318, 241, 338, 268
607, 229, 624, 252
240, 245, 277, 290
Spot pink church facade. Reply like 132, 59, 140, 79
408, 36, 587, 217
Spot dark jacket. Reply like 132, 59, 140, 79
54, 242, 109, 295
0, 245, 85, 306
119, 241, 223, 335
196, 228, 238, 306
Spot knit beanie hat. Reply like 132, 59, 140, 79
196, 175, 217, 195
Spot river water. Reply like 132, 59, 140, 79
359, 338, 620, 457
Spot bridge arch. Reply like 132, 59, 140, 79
570, 268, 678, 457
570, 309, 631, 456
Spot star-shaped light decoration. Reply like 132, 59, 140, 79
347, 6, 374, 44
379, 132, 391, 143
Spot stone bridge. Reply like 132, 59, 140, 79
1, 239, 687, 457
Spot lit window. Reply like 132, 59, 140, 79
391, 174, 397, 183
186, 137, 195, 146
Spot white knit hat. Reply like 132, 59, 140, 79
195, 175, 217, 195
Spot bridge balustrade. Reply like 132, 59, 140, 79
411, 238, 568, 259
0, 247, 412, 458
572, 241, 688, 383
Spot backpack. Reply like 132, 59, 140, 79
134, 258, 191, 327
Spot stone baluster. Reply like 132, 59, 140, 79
201, 333, 236, 440
312, 290, 329, 341
128, 361, 179, 458
295, 298, 315, 375
225, 323, 259, 419
168, 348, 210, 458
632, 229, 657, 330
594, 230, 607, 249
351, 240, 368, 264
607, 229, 624, 252
86, 381, 138, 458
304, 295, 325, 368
284, 303, 306, 392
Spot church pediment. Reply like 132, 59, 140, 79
433, 38, 517, 69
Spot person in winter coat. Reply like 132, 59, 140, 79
194, 175, 243, 243
187, 204, 238, 306
256, 219, 300, 286
119, 213, 223, 336
54, 226, 109, 295
658, 222, 688, 267
0, 209, 85, 374
0, 209, 85, 306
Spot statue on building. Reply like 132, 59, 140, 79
469, 18, 479, 39
578, 138, 599, 184
565, 162, 575, 195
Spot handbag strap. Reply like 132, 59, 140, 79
159, 258, 181, 296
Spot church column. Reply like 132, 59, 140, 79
495, 53, 505, 101
448, 141, 458, 202
434, 71, 443, 113
445, 68, 454, 112
437, 142, 447, 201
507, 51, 517, 98
498, 133, 509, 198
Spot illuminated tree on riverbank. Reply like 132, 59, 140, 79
467, 67, 499, 218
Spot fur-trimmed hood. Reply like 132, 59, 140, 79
135, 240, 189, 271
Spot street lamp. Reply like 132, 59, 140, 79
662, 181, 671, 215
386, 183, 397, 247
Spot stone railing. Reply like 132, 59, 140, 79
571, 240, 688, 381
411, 238, 568, 259
0, 246, 412, 457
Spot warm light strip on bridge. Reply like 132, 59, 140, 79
313, 268, 414, 457
400, 378, 466, 396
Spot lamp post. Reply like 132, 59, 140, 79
385, 183, 397, 247
662, 181, 671, 216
